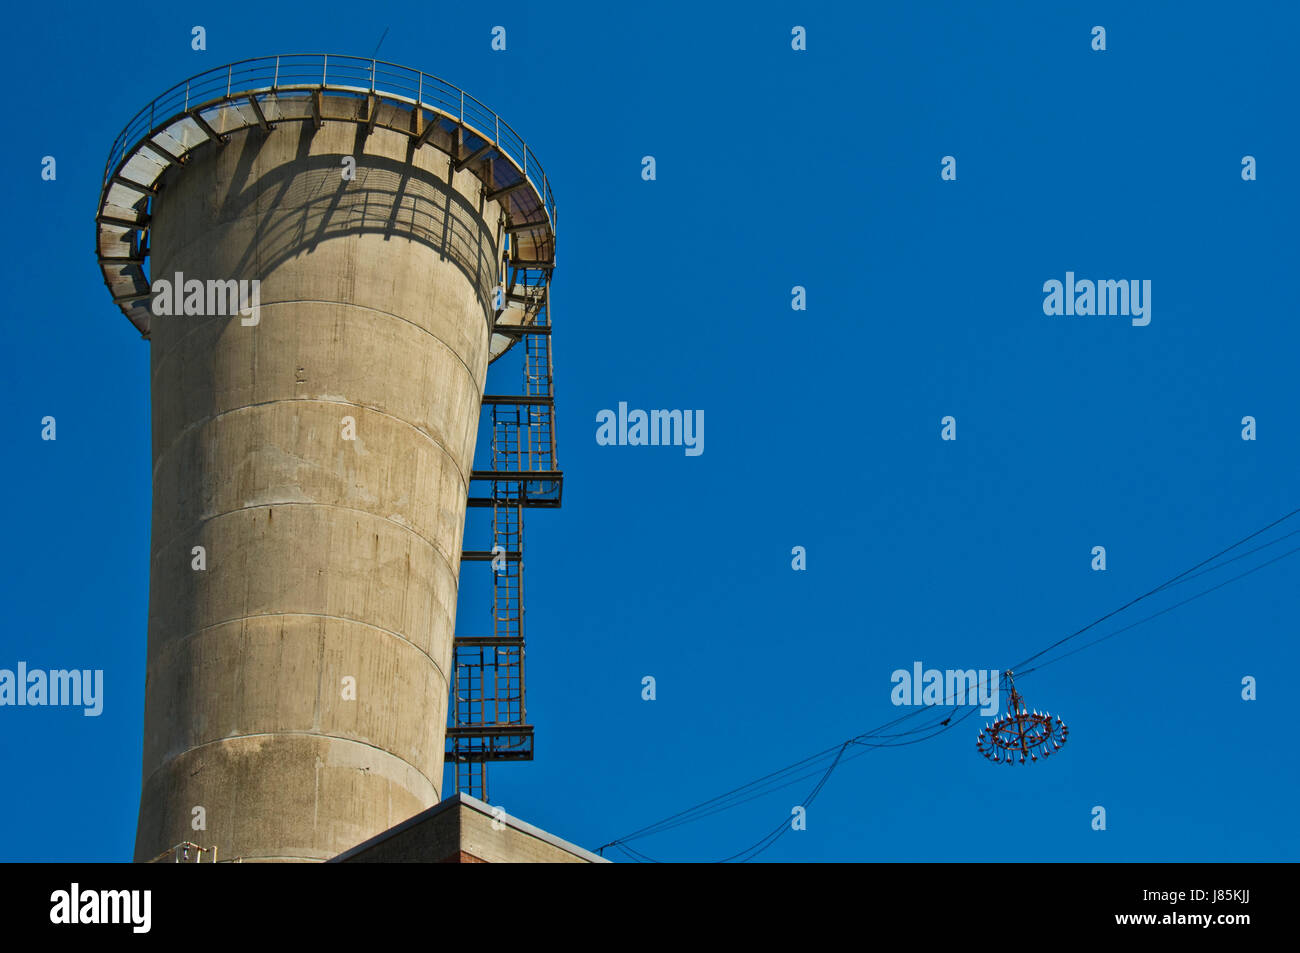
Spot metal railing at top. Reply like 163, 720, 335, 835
146, 840, 218, 863
101, 54, 555, 231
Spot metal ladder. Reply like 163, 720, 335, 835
448, 261, 560, 803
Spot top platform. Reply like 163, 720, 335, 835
95, 54, 557, 354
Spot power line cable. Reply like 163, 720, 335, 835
597, 509, 1300, 860
1005, 506, 1300, 674
1020, 541, 1300, 676
610, 703, 981, 847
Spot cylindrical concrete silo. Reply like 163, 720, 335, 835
94, 56, 557, 862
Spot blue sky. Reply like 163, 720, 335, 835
2, 0, 1297, 862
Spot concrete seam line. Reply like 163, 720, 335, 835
143, 609, 452, 690
148, 296, 489, 395
148, 494, 466, 575
139, 730, 444, 797
149, 396, 474, 493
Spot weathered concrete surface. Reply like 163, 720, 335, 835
134, 114, 503, 862
331, 793, 608, 863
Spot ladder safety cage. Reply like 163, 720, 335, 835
448, 244, 561, 802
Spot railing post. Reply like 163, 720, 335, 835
495, 114, 499, 145
273, 55, 279, 90
460, 89, 464, 123
418, 72, 423, 105
322, 54, 328, 87
226, 65, 232, 98
370, 59, 376, 92
184, 80, 190, 112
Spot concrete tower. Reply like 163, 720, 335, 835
94, 56, 557, 862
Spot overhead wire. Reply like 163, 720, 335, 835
1005, 506, 1300, 675
608, 701, 984, 847
1020, 541, 1300, 676
597, 508, 1300, 861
